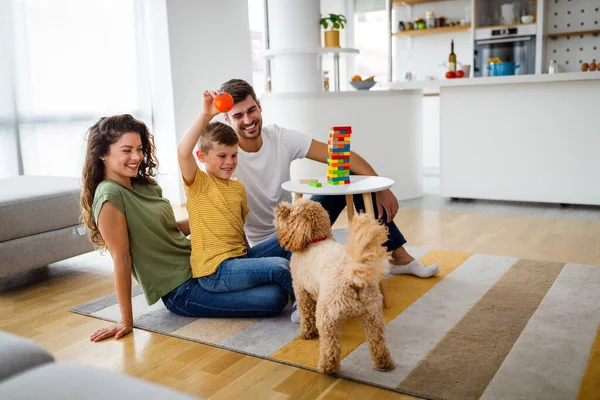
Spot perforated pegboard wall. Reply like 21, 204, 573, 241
546, 0, 600, 72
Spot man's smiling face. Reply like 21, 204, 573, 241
226, 95, 263, 140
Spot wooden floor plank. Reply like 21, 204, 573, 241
2, 207, 600, 399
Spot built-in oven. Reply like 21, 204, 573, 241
473, 24, 536, 77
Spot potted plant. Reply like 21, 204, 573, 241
320, 13, 347, 48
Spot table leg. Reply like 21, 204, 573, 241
294, 193, 303, 202
361, 192, 390, 309
345, 194, 354, 222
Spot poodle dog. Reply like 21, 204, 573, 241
274, 199, 395, 374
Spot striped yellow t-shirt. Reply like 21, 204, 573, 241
184, 167, 249, 278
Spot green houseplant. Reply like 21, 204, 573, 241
320, 13, 347, 48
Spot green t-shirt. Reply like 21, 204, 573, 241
92, 179, 192, 305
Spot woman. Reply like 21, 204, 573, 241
81, 114, 289, 342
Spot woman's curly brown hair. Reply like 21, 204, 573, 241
80, 114, 158, 249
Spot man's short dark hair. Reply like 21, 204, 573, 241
199, 121, 238, 153
220, 79, 258, 105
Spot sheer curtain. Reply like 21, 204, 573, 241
2, 0, 152, 178
0, 0, 20, 178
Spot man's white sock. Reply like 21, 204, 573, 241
390, 259, 440, 278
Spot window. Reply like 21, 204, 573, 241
247, 0, 266, 99
1, 0, 152, 178
353, 0, 389, 88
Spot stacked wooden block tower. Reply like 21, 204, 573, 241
327, 126, 351, 185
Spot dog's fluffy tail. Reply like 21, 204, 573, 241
345, 213, 391, 288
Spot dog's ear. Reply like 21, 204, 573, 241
274, 202, 292, 221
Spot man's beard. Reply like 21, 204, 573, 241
237, 120, 262, 140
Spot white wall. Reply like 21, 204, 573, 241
422, 96, 440, 174
150, 0, 253, 204
393, 0, 472, 81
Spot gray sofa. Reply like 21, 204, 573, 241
0, 176, 94, 278
0, 330, 199, 399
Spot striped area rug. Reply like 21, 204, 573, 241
70, 236, 600, 400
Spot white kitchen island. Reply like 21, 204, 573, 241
259, 89, 424, 201
394, 72, 600, 206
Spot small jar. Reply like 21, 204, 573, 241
323, 71, 330, 91
548, 60, 558, 74
426, 12, 435, 29
415, 18, 426, 30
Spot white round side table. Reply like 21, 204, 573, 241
282, 175, 394, 308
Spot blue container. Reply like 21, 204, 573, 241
488, 62, 520, 76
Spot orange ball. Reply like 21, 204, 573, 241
214, 92, 234, 113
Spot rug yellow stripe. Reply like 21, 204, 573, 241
577, 325, 600, 400
269, 250, 472, 369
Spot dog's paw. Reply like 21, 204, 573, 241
297, 328, 319, 340
373, 358, 396, 372
318, 361, 340, 375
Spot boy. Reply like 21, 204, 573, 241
178, 90, 297, 321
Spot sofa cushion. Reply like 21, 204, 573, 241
0, 363, 200, 399
0, 176, 83, 242
0, 225, 93, 278
0, 330, 54, 382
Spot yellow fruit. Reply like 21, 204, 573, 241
351, 75, 362, 82
364, 76, 375, 81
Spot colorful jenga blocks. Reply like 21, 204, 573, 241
327, 126, 351, 185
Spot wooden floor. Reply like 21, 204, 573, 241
2, 207, 600, 399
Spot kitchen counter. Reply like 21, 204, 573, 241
390, 71, 600, 91
436, 73, 599, 206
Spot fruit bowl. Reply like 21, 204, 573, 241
350, 80, 377, 90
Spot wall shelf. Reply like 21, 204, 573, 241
394, 25, 470, 38
262, 47, 359, 58
548, 29, 600, 40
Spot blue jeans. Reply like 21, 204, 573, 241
198, 237, 294, 295
162, 277, 288, 318
310, 187, 407, 252
161, 237, 293, 318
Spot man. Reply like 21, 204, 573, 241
220, 79, 439, 278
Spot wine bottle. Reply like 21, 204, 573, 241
448, 39, 456, 72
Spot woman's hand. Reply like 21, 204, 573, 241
202, 90, 221, 118
90, 320, 133, 342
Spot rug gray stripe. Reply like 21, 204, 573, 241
481, 263, 600, 400
135, 308, 197, 333
92, 292, 163, 322
70, 285, 144, 314
217, 302, 299, 356
339, 253, 517, 387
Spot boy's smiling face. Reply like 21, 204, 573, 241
197, 142, 238, 180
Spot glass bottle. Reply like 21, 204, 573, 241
448, 39, 457, 72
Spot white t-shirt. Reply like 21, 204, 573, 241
233, 124, 312, 246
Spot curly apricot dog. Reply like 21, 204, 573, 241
274, 199, 395, 374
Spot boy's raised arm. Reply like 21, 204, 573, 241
177, 90, 220, 185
